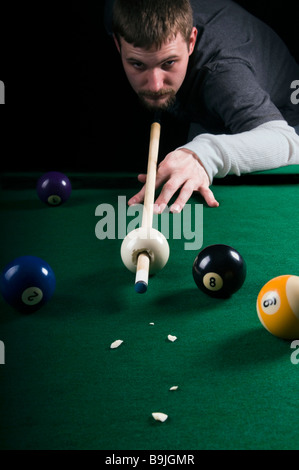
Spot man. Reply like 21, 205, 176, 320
108, 0, 299, 212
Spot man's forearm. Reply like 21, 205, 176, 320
179, 120, 299, 182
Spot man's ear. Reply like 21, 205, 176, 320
188, 27, 198, 55
113, 34, 121, 53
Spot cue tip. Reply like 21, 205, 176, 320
135, 281, 148, 294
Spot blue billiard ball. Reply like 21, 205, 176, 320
0, 256, 56, 312
192, 244, 246, 298
37, 171, 72, 206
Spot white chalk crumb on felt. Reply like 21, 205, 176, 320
169, 386, 178, 391
152, 412, 168, 422
110, 340, 123, 349
149, 322, 155, 325
168, 334, 177, 342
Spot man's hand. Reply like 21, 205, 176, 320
128, 149, 219, 212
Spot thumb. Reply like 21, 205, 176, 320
137, 174, 147, 183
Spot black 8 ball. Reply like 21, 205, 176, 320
192, 244, 246, 298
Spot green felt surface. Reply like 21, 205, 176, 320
0, 171, 299, 450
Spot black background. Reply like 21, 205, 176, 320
1, 1, 298, 173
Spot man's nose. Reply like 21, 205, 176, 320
146, 69, 164, 92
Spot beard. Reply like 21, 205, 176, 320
137, 89, 176, 112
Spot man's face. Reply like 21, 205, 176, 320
115, 28, 197, 111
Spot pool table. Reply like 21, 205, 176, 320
0, 168, 299, 451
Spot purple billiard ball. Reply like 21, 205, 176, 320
37, 171, 72, 206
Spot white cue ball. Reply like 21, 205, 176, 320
121, 227, 169, 274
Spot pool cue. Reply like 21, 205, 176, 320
135, 113, 162, 293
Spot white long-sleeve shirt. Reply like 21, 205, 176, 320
180, 120, 299, 183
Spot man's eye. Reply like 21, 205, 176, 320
132, 62, 144, 69
163, 60, 175, 68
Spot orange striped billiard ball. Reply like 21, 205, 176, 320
256, 275, 299, 340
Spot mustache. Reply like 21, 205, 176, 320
138, 89, 176, 99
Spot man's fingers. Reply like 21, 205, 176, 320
154, 176, 184, 212
198, 187, 219, 207
129, 171, 169, 208
129, 178, 219, 212
128, 186, 145, 206
169, 181, 194, 213
127, 157, 219, 211
128, 173, 162, 206
157, 180, 219, 213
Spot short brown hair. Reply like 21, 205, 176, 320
113, 0, 193, 49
